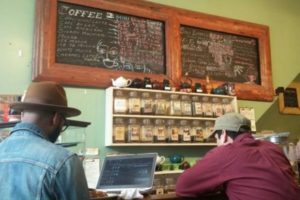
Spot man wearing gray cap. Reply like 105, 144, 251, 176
176, 113, 300, 200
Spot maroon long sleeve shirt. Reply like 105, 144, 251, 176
176, 133, 300, 200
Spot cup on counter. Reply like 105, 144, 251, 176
161, 164, 174, 171
169, 154, 184, 164
156, 155, 166, 165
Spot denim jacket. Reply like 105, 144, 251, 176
0, 122, 90, 200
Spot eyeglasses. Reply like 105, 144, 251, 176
60, 115, 69, 132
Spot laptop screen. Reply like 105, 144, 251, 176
96, 153, 157, 192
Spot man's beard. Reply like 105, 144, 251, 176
48, 125, 62, 143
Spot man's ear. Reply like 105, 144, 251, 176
51, 112, 61, 126
220, 129, 228, 142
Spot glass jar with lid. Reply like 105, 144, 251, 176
202, 97, 213, 117
113, 118, 126, 143
154, 93, 167, 115
140, 119, 154, 142
191, 96, 203, 116
203, 121, 214, 142
179, 120, 191, 143
128, 91, 141, 114
113, 90, 128, 114
222, 98, 234, 114
154, 119, 166, 143
181, 95, 192, 116
141, 92, 154, 114
164, 177, 176, 194
191, 120, 204, 142
127, 118, 140, 142
169, 94, 181, 116
212, 97, 223, 117
166, 119, 179, 143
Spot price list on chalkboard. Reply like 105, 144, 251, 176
181, 25, 261, 84
56, 2, 166, 74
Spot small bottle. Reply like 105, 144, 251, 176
154, 93, 167, 115
205, 75, 213, 94
191, 96, 203, 116
194, 83, 203, 93
202, 97, 213, 117
154, 119, 166, 143
191, 120, 204, 142
141, 92, 154, 114
140, 119, 154, 142
222, 98, 234, 114
127, 118, 140, 142
181, 95, 192, 116
113, 118, 126, 143
169, 94, 181, 116
212, 97, 223, 117
113, 90, 128, 114
179, 120, 191, 143
128, 91, 141, 114
166, 119, 179, 143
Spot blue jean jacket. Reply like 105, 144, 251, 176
0, 122, 90, 200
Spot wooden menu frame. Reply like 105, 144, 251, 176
33, 0, 173, 88
278, 82, 300, 114
174, 8, 273, 101
33, 0, 273, 101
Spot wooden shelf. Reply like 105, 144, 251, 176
105, 87, 237, 146
155, 170, 183, 175
107, 143, 216, 147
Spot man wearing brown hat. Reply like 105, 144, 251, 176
0, 81, 89, 199
176, 113, 300, 200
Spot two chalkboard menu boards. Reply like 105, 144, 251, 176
181, 26, 260, 84
56, 2, 165, 74
33, 0, 273, 101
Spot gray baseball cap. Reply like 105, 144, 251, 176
209, 112, 251, 138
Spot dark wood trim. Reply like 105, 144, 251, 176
33, 0, 273, 101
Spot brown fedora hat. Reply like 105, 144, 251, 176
10, 81, 81, 118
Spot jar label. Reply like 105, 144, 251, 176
141, 127, 153, 141
128, 98, 141, 113
193, 102, 203, 115
129, 126, 140, 141
156, 127, 166, 140
183, 128, 191, 141
142, 99, 153, 113
114, 99, 127, 113
170, 127, 179, 141
114, 127, 125, 141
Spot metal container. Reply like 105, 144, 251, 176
263, 132, 290, 157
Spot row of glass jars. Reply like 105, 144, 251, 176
113, 90, 234, 117
113, 118, 215, 143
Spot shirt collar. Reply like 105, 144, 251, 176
10, 122, 47, 140
234, 132, 254, 142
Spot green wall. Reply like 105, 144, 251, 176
1, 0, 300, 158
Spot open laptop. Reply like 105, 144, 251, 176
96, 153, 157, 194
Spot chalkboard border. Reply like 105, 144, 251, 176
33, 0, 173, 88
33, 0, 273, 101
180, 25, 261, 84
175, 8, 273, 101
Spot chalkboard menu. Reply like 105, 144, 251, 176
181, 25, 261, 84
284, 88, 298, 108
56, 2, 166, 74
